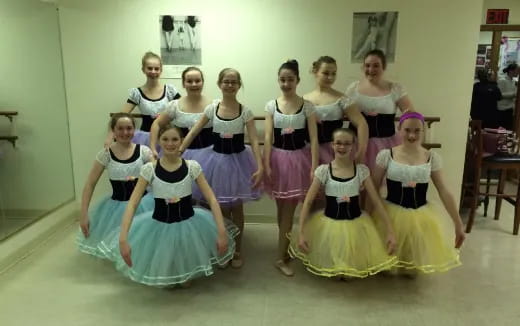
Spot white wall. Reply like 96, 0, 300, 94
0, 0, 74, 210
58, 0, 483, 214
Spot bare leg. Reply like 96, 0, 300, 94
275, 199, 297, 276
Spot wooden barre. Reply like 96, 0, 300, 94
0, 135, 18, 147
0, 111, 19, 122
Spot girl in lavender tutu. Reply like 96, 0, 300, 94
180, 68, 263, 269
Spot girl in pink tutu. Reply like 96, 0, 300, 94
180, 68, 263, 269
104, 52, 180, 149
304, 56, 368, 164
345, 49, 414, 170
264, 59, 319, 276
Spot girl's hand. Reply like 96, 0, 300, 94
455, 225, 466, 249
251, 168, 263, 189
216, 231, 229, 255
386, 231, 397, 255
151, 149, 160, 160
298, 234, 310, 253
119, 240, 133, 267
79, 216, 90, 238
264, 165, 272, 183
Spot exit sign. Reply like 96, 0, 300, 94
486, 9, 509, 24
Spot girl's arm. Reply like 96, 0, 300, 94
79, 161, 105, 237
246, 119, 264, 188
344, 103, 368, 163
431, 169, 466, 248
396, 95, 414, 113
196, 173, 228, 255
119, 177, 148, 267
179, 115, 209, 152
263, 113, 274, 182
307, 112, 319, 180
104, 102, 136, 149
363, 176, 396, 254
150, 113, 172, 158
297, 177, 322, 252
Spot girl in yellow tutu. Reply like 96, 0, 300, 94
289, 128, 397, 278
372, 111, 465, 276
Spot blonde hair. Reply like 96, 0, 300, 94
141, 51, 162, 68
218, 68, 242, 87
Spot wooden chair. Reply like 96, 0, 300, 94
461, 120, 520, 235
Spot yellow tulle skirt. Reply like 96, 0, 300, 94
288, 212, 397, 278
374, 201, 461, 273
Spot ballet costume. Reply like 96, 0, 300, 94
127, 84, 180, 146
76, 144, 155, 258
264, 99, 315, 202
345, 81, 406, 170
191, 100, 261, 205
163, 99, 213, 174
99, 159, 239, 286
289, 164, 397, 277
374, 149, 461, 273
313, 97, 352, 164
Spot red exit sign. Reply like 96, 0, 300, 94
486, 9, 509, 24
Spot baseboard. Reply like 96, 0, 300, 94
0, 200, 78, 274
1, 209, 48, 217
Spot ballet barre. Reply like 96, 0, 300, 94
0, 111, 19, 147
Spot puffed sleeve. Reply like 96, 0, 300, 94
344, 81, 359, 99
163, 100, 178, 120
375, 149, 391, 169
140, 162, 155, 182
166, 84, 181, 100
188, 160, 202, 179
204, 102, 216, 121
264, 100, 276, 115
127, 88, 140, 105
357, 164, 370, 182
430, 151, 443, 172
303, 100, 316, 117
242, 106, 254, 122
391, 82, 408, 102
339, 96, 354, 113
314, 164, 329, 185
95, 149, 110, 166
140, 145, 154, 163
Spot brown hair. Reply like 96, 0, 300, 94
218, 68, 242, 88
110, 112, 135, 130
158, 125, 183, 139
182, 66, 204, 83
278, 59, 300, 81
332, 127, 356, 141
311, 56, 336, 73
141, 51, 162, 68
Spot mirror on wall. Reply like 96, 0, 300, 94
0, 0, 75, 240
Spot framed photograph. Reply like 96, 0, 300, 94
351, 12, 398, 63
476, 55, 485, 66
486, 47, 492, 60
159, 15, 201, 78
477, 44, 487, 55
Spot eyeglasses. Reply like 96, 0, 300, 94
221, 80, 239, 86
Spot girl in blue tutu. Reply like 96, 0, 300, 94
289, 128, 397, 278
263, 59, 319, 276
77, 113, 155, 258
104, 52, 180, 149
150, 67, 213, 179
372, 111, 465, 277
179, 68, 263, 269
101, 125, 238, 287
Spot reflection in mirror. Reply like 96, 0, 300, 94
0, 0, 75, 240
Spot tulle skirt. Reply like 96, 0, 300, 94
362, 134, 401, 170
99, 207, 239, 286
264, 147, 312, 202
374, 201, 461, 273
132, 130, 150, 147
318, 142, 334, 164
182, 146, 213, 199
192, 146, 262, 205
289, 212, 397, 278
76, 193, 155, 258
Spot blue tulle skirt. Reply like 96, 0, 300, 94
76, 193, 155, 258
99, 207, 239, 286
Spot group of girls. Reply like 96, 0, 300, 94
76, 49, 465, 288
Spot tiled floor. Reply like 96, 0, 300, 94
0, 203, 519, 325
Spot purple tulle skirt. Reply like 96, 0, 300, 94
132, 130, 150, 147
192, 146, 262, 206
319, 142, 334, 164
182, 146, 213, 199
264, 147, 312, 202
365, 134, 401, 170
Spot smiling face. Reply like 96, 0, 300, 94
218, 70, 241, 96
398, 118, 424, 145
142, 57, 162, 80
363, 54, 385, 82
159, 127, 183, 155
112, 117, 135, 144
315, 62, 337, 88
278, 68, 299, 94
331, 129, 355, 158
183, 70, 204, 95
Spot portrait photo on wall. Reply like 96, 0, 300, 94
160, 15, 201, 69
351, 12, 398, 63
